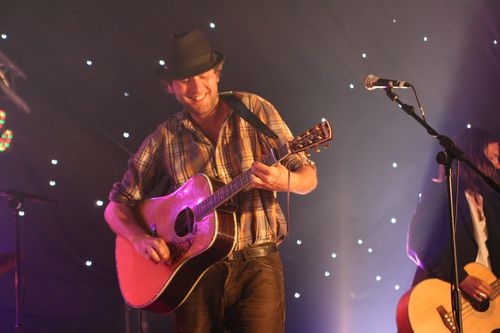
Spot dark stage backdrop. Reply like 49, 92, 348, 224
0, 1, 498, 332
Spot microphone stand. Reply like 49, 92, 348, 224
383, 88, 500, 333
0, 189, 57, 333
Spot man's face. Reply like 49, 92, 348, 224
484, 142, 500, 169
166, 68, 220, 119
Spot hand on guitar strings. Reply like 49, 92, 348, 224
459, 274, 492, 301
131, 233, 170, 264
251, 162, 289, 192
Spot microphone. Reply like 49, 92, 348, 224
364, 74, 412, 90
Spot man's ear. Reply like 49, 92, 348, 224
161, 80, 174, 94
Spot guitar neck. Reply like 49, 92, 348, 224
193, 143, 290, 220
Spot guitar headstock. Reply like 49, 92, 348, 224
289, 119, 333, 154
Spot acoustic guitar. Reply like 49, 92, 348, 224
396, 262, 499, 333
115, 120, 332, 314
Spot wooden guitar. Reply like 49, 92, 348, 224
115, 120, 332, 314
396, 262, 500, 333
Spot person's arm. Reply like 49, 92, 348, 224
251, 162, 317, 194
104, 201, 170, 263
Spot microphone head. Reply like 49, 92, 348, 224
364, 74, 379, 90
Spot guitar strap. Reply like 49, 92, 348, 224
220, 92, 279, 140
220, 92, 292, 242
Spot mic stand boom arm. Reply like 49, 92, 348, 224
383, 88, 499, 333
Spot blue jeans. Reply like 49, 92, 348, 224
174, 250, 285, 333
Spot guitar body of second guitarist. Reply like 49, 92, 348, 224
105, 29, 320, 333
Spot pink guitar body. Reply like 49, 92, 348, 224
116, 174, 237, 314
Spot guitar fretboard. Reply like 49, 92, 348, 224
193, 143, 290, 220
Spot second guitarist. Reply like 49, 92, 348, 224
407, 128, 500, 303
104, 29, 318, 333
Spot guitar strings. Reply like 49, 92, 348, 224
170, 148, 284, 231
445, 279, 499, 322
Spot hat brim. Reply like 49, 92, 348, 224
156, 50, 224, 81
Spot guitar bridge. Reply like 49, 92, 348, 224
437, 305, 456, 333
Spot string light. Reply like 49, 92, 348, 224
493, 39, 497, 45
466, 123, 472, 129
122, 132, 130, 138
392, 162, 398, 168
349, 83, 354, 89
294, 292, 301, 299
390, 217, 397, 224
1, 34, 7, 39
357, 239, 363, 245
331, 252, 337, 258
51, 159, 58, 165
86, 59, 93, 66
159, 60, 165, 66
375, 275, 382, 281
49, 180, 56, 187
96, 200, 104, 207
324, 271, 330, 277
123, 91, 130, 97
0, 110, 13, 152
85, 260, 93, 267
361, 53, 367, 58
394, 284, 400, 290
423, 36, 428, 42
18, 211, 25, 216
209, 22, 216, 29
296, 239, 302, 245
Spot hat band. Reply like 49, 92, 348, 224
167, 52, 215, 71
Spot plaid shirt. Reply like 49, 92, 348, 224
109, 92, 315, 250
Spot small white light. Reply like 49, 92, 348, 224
349, 83, 354, 89
392, 162, 398, 168
18, 210, 25, 216
86, 60, 93, 66
123, 91, 130, 97
466, 123, 472, 129
96, 200, 104, 207
49, 180, 56, 187
418, 192, 422, 198
368, 247, 373, 253
1, 34, 7, 40
423, 36, 428, 42
296, 239, 302, 245
85, 260, 93, 267
376, 275, 382, 281
159, 59, 165, 66
331, 252, 337, 258
324, 271, 330, 277
493, 39, 497, 45
395, 284, 400, 290
321, 117, 327, 122
123, 132, 130, 138
361, 53, 367, 58
209, 22, 216, 29
51, 159, 58, 165
392, 19, 397, 23
357, 239, 363, 245
294, 292, 301, 298
390, 217, 397, 224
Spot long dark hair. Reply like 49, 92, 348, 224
454, 128, 499, 192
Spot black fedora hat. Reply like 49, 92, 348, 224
156, 29, 224, 81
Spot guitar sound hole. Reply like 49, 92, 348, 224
174, 208, 194, 237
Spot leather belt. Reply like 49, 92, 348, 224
226, 243, 277, 261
